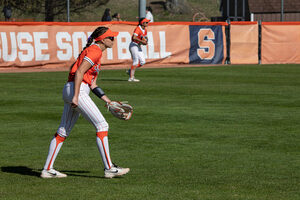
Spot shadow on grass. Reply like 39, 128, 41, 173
0, 166, 119, 179
61, 170, 126, 179
60, 170, 105, 178
1, 166, 40, 177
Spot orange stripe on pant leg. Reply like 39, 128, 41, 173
130, 64, 140, 78
130, 64, 140, 70
96, 131, 111, 169
130, 65, 135, 78
47, 133, 66, 170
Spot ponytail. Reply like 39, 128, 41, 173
84, 36, 94, 50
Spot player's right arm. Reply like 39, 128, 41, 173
71, 60, 91, 108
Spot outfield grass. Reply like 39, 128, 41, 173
0, 65, 299, 200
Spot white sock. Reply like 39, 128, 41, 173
96, 131, 112, 169
43, 133, 65, 170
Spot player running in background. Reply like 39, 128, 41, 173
127, 17, 150, 82
41, 27, 130, 179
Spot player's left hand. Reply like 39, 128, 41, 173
141, 36, 148, 45
106, 101, 133, 120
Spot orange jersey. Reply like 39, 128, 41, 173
132, 25, 147, 45
68, 44, 102, 86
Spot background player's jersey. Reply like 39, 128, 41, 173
132, 25, 147, 45
68, 44, 102, 86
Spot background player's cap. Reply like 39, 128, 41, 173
95, 29, 119, 41
140, 18, 150, 25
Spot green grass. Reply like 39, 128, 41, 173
0, 65, 299, 200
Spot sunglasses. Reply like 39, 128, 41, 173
106, 37, 114, 41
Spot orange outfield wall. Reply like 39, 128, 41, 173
0, 22, 190, 70
261, 22, 300, 64
0, 21, 227, 70
230, 22, 258, 64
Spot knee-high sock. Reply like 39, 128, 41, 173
130, 64, 141, 78
96, 131, 112, 169
43, 133, 66, 170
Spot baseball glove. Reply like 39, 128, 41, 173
141, 36, 148, 45
106, 101, 133, 120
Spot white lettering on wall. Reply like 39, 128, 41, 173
0, 30, 172, 63
56, 32, 72, 61
141, 44, 148, 59
33, 32, 49, 61
159, 31, 171, 58
72, 32, 87, 58
147, 32, 159, 59
117, 32, 131, 59
17, 32, 34, 62
107, 48, 113, 60
1, 32, 17, 61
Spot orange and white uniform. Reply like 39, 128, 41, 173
44, 43, 113, 170
132, 25, 148, 45
68, 44, 102, 86
129, 25, 148, 66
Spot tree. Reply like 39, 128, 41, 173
165, 0, 191, 14
1, 0, 109, 21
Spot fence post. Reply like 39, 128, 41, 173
281, 0, 284, 21
139, 0, 146, 19
258, 20, 262, 64
226, 19, 231, 64
67, 0, 70, 22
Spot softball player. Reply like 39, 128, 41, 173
127, 17, 150, 82
41, 27, 129, 179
